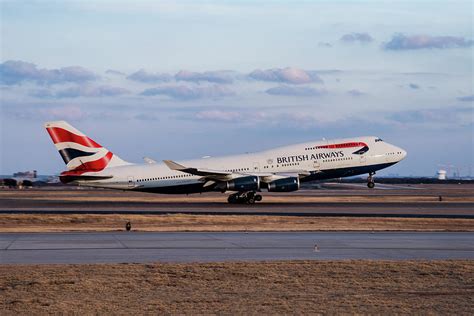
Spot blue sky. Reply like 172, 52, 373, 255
1, 0, 473, 177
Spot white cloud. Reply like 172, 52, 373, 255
340, 33, 374, 43
265, 85, 327, 96
249, 67, 323, 84
39, 106, 85, 121
141, 84, 235, 100
383, 34, 474, 50
195, 110, 242, 122
0, 60, 98, 85
127, 69, 172, 83
175, 70, 235, 84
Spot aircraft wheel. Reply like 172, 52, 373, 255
247, 197, 255, 204
255, 194, 262, 202
228, 194, 238, 204
367, 181, 375, 189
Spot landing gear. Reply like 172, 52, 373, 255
227, 191, 262, 204
367, 172, 375, 189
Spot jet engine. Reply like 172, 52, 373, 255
224, 176, 260, 192
267, 177, 300, 192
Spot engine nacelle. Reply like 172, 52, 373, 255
267, 177, 300, 192
225, 176, 260, 192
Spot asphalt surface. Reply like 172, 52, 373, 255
2, 184, 473, 218
1, 232, 473, 264
1, 205, 472, 218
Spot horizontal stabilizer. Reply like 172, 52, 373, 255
143, 157, 157, 164
59, 172, 113, 184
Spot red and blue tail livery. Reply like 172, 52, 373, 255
44, 121, 129, 180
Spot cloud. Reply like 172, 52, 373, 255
388, 106, 471, 124
0, 60, 98, 85
39, 106, 85, 121
105, 69, 126, 76
340, 32, 374, 43
188, 110, 341, 129
318, 42, 333, 47
140, 84, 235, 100
249, 67, 323, 84
195, 110, 242, 122
175, 70, 234, 84
55, 85, 130, 98
127, 69, 172, 83
408, 83, 420, 90
265, 85, 327, 97
457, 95, 474, 102
134, 113, 159, 121
347, 89, 366, 97
29, 89, 55, 98
383, 34, 474, 50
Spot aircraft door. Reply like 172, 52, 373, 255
253, 162, 260, 172
313, 161, 321, 172
127, 176, 135, 188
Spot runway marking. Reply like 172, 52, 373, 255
204, 232, 246, 249
112, 234, 129, 249
4, 237, 18, 251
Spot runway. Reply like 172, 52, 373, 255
1, 184, 473, 218
1, 232, 473, 264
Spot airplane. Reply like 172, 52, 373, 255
45, 121, 407, 204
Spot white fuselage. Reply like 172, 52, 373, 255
79, 136, 406, 193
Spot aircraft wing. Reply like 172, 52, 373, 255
163, 160, 311, 182
163, 160, 233, 181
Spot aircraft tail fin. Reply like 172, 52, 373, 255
44, 121, 131, 172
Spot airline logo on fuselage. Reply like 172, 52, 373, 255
276, 151, 344, 164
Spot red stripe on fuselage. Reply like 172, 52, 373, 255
46, 127, 102, 148
316, 142, 367, 149
60, 151, 113, 178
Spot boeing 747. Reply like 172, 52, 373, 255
45, 121, 406, 204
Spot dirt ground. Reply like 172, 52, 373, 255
2, 214, 474, 232
1, 260, 473, 314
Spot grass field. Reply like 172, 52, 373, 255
2, 213, 474, 232
1, 260, 473, 314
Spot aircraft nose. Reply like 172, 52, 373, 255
399, 148, 407, 160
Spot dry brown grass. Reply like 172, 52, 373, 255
1, 260, 473, 314
1, 214, 474, 232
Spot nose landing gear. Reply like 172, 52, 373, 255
228, 191, 262, 204
367, 172, 375, 188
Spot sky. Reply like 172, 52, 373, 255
0, 0, 473, 177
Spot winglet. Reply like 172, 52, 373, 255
163, 160, 186, 170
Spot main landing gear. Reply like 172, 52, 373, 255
367, 172, 375, 189
227, 191, 263, 204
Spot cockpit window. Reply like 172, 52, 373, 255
375, 138, 383, 142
